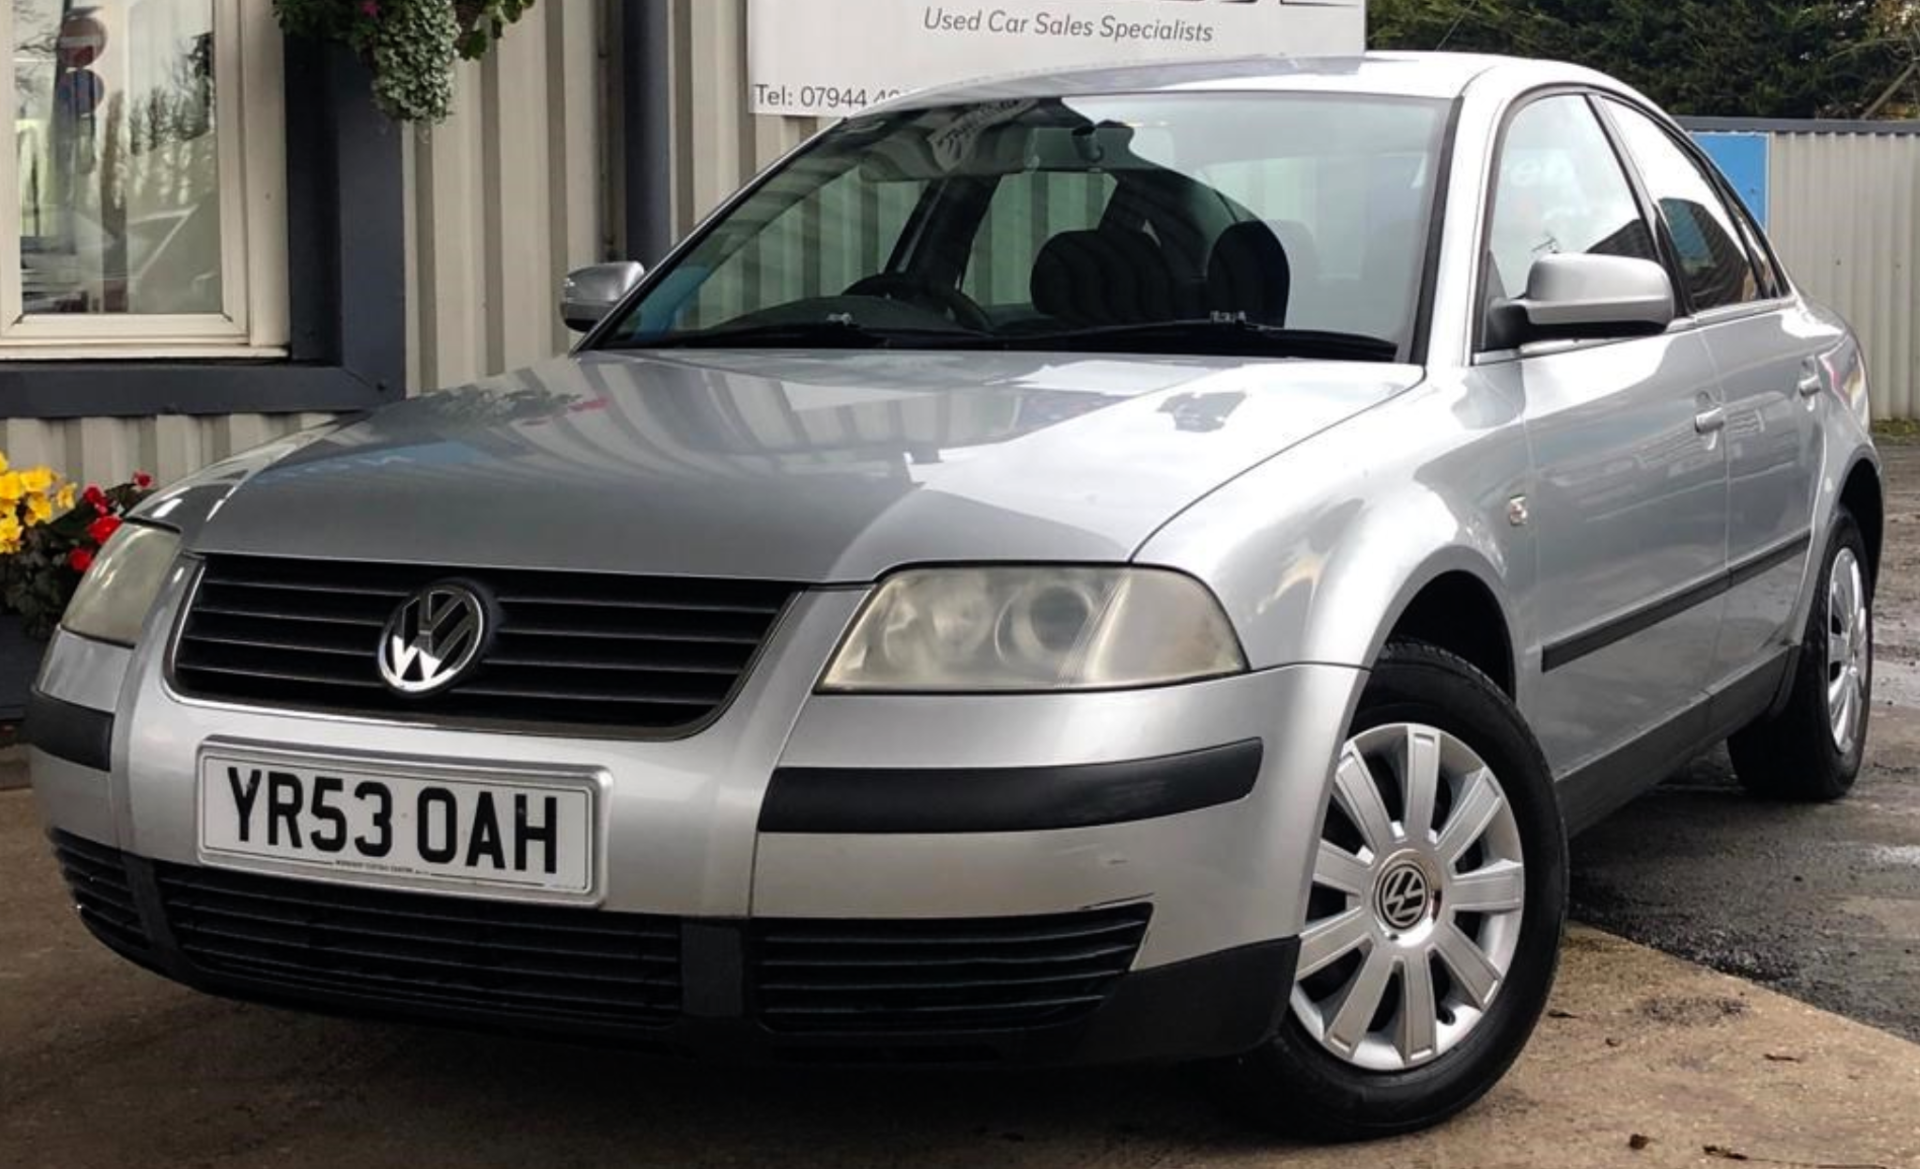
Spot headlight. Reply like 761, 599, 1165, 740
61, 523, 182, 646
820, 567, 1247, 693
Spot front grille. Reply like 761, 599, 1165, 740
171, 555, 797, 733
156, 863, 681, 1028
750, 905, 1152, 1033
50, 831, 150, 953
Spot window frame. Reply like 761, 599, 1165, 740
1594, 96, 1792, 320
1711, 159, 1789, 301
0, 0, 287, 356
1471, 86, 1670, 358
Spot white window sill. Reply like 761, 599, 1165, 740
0, 345, 291, 362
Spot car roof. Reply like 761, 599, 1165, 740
876, 52, 1617, 111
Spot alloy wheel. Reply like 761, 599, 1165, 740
1290, 723, 1527, 1072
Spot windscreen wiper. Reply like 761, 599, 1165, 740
1008, 319, 1402, 362
624, 319, 999, 351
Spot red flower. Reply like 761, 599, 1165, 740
133, 471, 153, 489
68, 548, 94, 573
82, 485, 108, 511
87, 515, 122, 545
361, 0, 379, 15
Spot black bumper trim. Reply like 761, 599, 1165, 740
58, 836, 1296, 1067
24, 690, 114, 772
759, 740, 1264, 834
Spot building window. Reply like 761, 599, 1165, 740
0, 0, 284, 355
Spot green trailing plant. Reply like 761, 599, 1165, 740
272, 0, 536, 123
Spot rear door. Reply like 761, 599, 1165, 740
1478, 93, 1730, 781
1601, 100, 1822, 694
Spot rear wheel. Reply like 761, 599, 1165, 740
1729, 511, 1871, 803
1221, 642, 1567, 1140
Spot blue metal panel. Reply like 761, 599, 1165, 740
1691, 131, 1771, 227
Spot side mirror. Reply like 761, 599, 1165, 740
1488, 254, 1675, 350
560, 261, 645, 332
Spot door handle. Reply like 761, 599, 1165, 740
1694, 406, 1727, 435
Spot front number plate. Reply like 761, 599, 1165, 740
198, 755, 596, 895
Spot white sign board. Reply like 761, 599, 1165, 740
747, 0, 1367, 117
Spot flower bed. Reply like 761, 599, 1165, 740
0, 456, 154, 719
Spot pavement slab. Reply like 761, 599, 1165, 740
6, 791, 1920, 1169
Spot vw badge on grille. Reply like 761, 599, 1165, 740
378, 583, 489, 695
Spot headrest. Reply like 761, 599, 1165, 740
1206, 221, 1293, 326
1030, 228, 1177, 328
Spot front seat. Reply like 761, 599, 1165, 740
1030, 228, 1178, 329
1206, 221, 1293, 326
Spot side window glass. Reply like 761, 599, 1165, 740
1484, 96, 1658, 317
1605, 102, 1761, 311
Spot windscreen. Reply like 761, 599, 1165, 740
601, 93, 1448, 359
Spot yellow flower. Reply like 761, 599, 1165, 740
55, 482, 75, 511
0, 451, 9, 474
24, 492, 51, 525
0, 512, 20, 552
18, 467, 53, 494
0, 473, 21, 504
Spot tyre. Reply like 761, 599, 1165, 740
1221, 641, 1568, 1141
1728, 510, 1872, 802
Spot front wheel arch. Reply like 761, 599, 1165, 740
1221, 641, 1567, 1139
1839, 457, 1883, 589
1376, 568, 1518, 698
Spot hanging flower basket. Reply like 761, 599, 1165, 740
273, 0, 535, 123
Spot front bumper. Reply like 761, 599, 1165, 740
29, 572, 1364, 1065
49, 827, 1298, 1065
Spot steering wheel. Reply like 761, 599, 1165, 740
843, 273, 993, 333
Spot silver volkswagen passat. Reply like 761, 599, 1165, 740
29, 53, 1880, 1138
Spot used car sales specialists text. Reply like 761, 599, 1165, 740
923, 5, 1216, 44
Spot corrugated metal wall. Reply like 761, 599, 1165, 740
664, 0, 823, 237
0, 412, 336, 488
1768, 130, 1920, 421
405, 0, 617, 394
1, 3, 613, 490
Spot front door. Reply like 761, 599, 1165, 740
1477, 94, 1731, 778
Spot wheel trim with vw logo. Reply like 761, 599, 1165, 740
1827, 546, 1871, 755
1291, 723, 1526, 1073
378, 583, 490, 696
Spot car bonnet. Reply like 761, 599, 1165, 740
178, 350, 1420, 582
